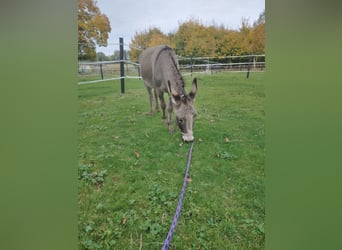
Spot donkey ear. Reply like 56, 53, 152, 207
189, 78, 197, 100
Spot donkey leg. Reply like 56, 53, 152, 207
167, 96, 174, 133
158, 92, 167, 124
146, 87, 154, 115
153, 89, 160, 113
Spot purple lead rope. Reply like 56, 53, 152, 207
161, 142, 194, 250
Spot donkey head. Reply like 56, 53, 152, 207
168, 78, 198, 142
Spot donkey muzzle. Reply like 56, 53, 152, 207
182, 133, 194, 142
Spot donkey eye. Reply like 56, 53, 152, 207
179, 118, 184, 124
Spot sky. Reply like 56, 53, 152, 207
95, 0, 265, 55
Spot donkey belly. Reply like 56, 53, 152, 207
141, 64, 153, 88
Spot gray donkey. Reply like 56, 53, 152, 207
139, 45, 198, 142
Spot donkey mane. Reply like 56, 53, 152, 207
153, 46, 184, 90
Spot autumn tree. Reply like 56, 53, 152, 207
78, 0, 111, 60
236, 18, 254, 54
215, 30, 243, 56
174, 19, 216, 57
217, 13, 265, 56
129, 11, 265, 60
129, 27, 173, 61
251, 10, 265, 54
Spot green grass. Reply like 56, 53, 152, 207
78, 72, 265, 249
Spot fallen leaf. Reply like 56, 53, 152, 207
112, 176, 119, 183
224, 137, 230, 142
198, 137, 203, 142
179, 142, 183, 147
186, 177, 192, 183
122, 218, 127, 225
134, 150, 140, 158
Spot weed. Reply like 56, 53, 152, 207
78, 164, 107, 185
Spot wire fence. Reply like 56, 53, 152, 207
78, 60, 140, 85
178, 55, 265, 76
78, 55, 265, 85
78, 38, 265, 85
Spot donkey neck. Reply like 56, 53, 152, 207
161, 51, 186, 94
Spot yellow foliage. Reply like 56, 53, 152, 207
78, 0, 111, 60
129, 27, 175, 61
129, 13, 265, 59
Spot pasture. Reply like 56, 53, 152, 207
78, 72, 265, 249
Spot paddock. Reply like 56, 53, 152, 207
78, 72, 265, 249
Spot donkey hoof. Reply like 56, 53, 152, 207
168, 125, 174, 134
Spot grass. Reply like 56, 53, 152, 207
78, 72, 265, 249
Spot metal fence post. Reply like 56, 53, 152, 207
99, 54, 104, 80
119, 37, 125, 93
246, 56, 253, 79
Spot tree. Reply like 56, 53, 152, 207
96, 52, 111, 61
174, 19, 216, 57
109, 50, 129, 61
252, 10, 265, 54
253, 9, 265, 27
218, 30, 244, 56
128, 12, 265, 60
78, 0, 111, 60
238, 18, 254, 54
129, 27, 172, 61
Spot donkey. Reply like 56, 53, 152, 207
139, 45, 198, 142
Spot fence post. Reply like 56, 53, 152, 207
137, 61, 141, 80
99, 54, 104, 80
119, 37, 125, 94
246, 55, 253, 79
